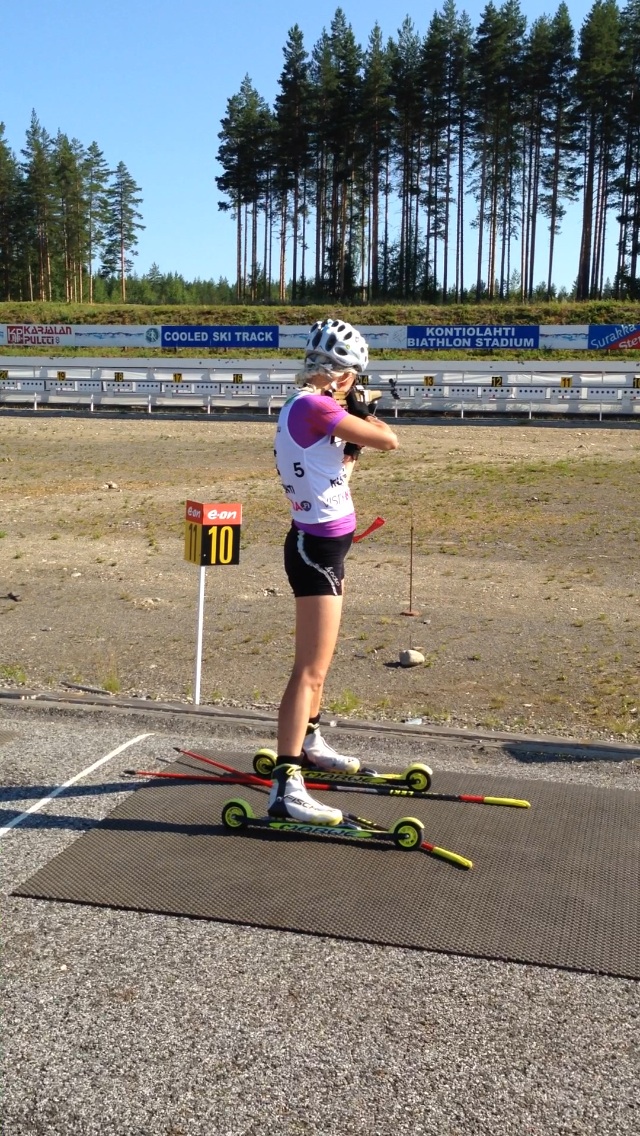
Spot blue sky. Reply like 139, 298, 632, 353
2, 0, 600, 290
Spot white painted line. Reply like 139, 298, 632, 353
0, 732, 153, 838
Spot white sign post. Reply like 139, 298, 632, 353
184, 500, 243, 706
193, 566, 207, 705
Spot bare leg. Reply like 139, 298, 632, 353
277, 594, 343, 757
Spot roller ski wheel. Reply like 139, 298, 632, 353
253, 748, 277, 778
221, 798, 254, 830
392, 816, 424, 851
404, 763, 433, 793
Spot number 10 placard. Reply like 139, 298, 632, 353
184, 501, 242, 566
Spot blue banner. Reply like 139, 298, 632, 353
407, 325, 540, 349
588, 325, 640, 350
161, 325, 279, 348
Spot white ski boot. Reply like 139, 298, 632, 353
267, 764, 343, 825
302, 724, 360, 774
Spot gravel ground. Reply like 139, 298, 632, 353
2, 416, 640, 742
2, 701, 639, 1136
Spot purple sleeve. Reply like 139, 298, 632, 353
288, 394, 348, 448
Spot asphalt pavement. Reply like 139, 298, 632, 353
2, 698, 638, 1136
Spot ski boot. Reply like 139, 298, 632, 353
301, 723, 360, 774
267, 763, 343, 825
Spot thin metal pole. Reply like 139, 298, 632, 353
402, 517, 419, 616
409, 521, 414, 610
193, 566, 206, 704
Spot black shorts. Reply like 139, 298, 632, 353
284, 525, 354, 597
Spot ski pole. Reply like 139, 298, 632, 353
123, 768, 259, 786
175, 749, 530, 808
174, 747, 272, 787
353, 516, 385, 543
419, 839, 473, 869
307, 782, 531, 808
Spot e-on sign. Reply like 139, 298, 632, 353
184, 501, 242, 566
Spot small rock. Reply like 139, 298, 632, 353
102, 481, 120, 490
40, 626, 52, 632
399, 649, 425, 667
404, 717, 423, 725
71, 572, 82, 578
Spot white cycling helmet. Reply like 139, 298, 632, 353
305, 318, 369, 373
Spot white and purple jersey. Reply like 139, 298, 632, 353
275, 389, 356, 536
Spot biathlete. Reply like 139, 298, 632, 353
267, 318, 399, 826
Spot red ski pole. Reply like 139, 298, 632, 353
353, 516, 385, 543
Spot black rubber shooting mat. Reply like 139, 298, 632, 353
12, 752, 640, 978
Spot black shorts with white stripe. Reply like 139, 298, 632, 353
283, 525, 355, 597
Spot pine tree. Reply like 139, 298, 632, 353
422, 8, 457, 298
52, 132, 87, 302
309, 29, 338, 294
390, 17, 424, 296
274, 26, 311, 302
575, 0, 623, 299
83, 142, 110, 303
101, 161, 144, 301
21, 111, 55, 301
361, 24, 394, 298
0, 125, 21, 300
469, 1, 527, 299
614, 0, 640, 294
328, 9, 364, 299
538, 3, 579, 299
216, 76, 273, 300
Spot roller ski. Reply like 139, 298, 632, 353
125, 747, 531, 809
221, 763, 472, 867
253, 722, 434, 793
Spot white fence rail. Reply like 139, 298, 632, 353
2, 356, 640, 418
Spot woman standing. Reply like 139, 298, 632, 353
268, 318, 399, 824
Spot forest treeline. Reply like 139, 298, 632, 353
0, 112, 145, 304
216, 0, 640, 304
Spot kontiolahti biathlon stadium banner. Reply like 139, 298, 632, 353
2, 323, 640, 351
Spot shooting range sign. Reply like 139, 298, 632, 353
184, 501, 242, 566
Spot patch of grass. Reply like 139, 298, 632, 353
97, 654, 121, 694
145, 523, 159, 551
420, 706, 452, 723
0, 663, 27, 684
477, 714, 502, 729
327, 689, 361, 715
0, 530, 7, 538
375, 697, 391, 710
